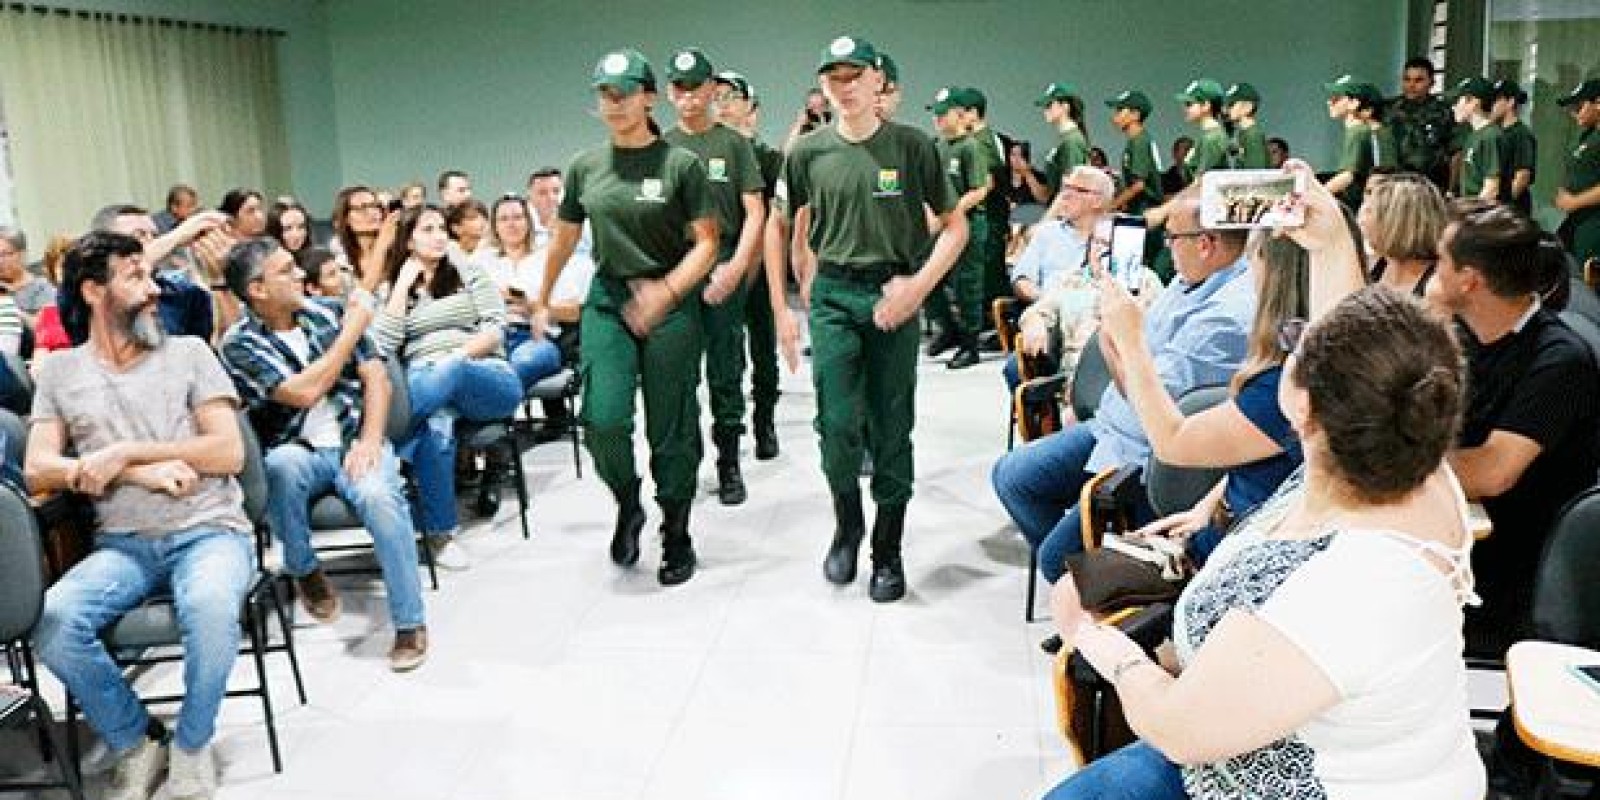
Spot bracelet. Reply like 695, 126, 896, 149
1109, 656, 1154, 684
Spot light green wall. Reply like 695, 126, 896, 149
20, 0, 341, 215
325, 0, 1408, 198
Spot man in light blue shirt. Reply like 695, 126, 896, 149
992, 184, 1256, 585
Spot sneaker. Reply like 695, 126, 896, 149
166, 744, 217, 800
388, 626, 429, 672
427, 536, 471, 571
295, 568, 341, 624
106, 737, 168, 800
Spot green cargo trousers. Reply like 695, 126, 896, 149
700, 278, 748, 434
809, 266, 919, 506
924, 215, 989, 335
579, 276, 705, 505
981, 216, 1010, 308
744, 272, 779, 413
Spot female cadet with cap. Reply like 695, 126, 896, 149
1223, 82, 1269, 169
1175, 80, 1230, 186
1020, 82, 1090, 204
535, 49, 718, 587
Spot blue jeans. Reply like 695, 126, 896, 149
991, 424, 1156, 583
505, 326, 563, 390
404, 356, 522, 535
1041, 740, 1186, 800
264, 443, 425, 629
1003, 352, 1022, 395
34, 528, 255, 754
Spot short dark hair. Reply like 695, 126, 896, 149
1293, 285, 1463, 504
1403, 56, 1436, 75
444, 199, 489, 239
1268, 137, 1290, 154
295, 246, 337, 290
437, 170, 469, 191
61, 231, 143, 344
224, 237, 281, 303
219, 188, 262, 218
165, 184, 197, 210
1445, 204, 1545, 298
527, 167, 562, 185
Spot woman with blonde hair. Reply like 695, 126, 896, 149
1359, 172, 1448, 295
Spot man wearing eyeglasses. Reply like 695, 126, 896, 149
992, 182, 1254, 594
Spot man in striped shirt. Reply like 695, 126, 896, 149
219, 238, 428, 672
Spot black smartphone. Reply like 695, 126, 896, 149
1108, 215, 1148, 293
506, 287, 527, 299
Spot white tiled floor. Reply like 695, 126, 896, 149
2, 344, 1509, 799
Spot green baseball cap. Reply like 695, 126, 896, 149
1492, 78, 1528, 103
960, 86, 987, 115
1323, 74, 1363, 98
1355, 83, 1386, 107
874, 51, 899, 85
1104, 89, 1153, 118
714, 70, 753, 100
926, 86, 962, 115
1034, 82, 1079, 108
1224, 82, 1261, 106
592, 48, 655, 94
1175, 79, 1224, 105
816, 35, 878, 73
665, 47, 714, 87
1449, 76, 1495, 103
1557, 79, 1600, 107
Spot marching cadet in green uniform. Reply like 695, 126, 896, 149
924, 86, 992, 370
1224, 82, 1270, 169
1492, 79, 1538, 214
537, 49, 719, 586
1323, 74, 1375, 210
713, 70, 786, 461
763, 35, 966, 602
1359, 84, 1400, 172
662, 48, 767, 506
1386, 56, 1456, 190
1452, 77, 1503, 200
1555, 80, 1600, 265
874, 51, 902, 120
1107, 90, 1164, 216
958, 87, 1013, 311
1019, 82, 1090, 203
1174, 79, 1230, 184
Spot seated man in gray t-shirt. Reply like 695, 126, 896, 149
25, 231, 253, 800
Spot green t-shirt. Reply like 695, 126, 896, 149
970, 126, 1010, 219
663, 123, 765, 259
778, 121, 958, 269
1046, 126, 1090, 194
1370, 123, 1399, 171
558, 139, 716, 280
1461, 123, 1504, 198
1233, 124, 1269, 169
1566, 127, 1600, 227
752, 137, 784, 203
1335, 120, 1374, 209
1121, 129, 1164, 215
1498, 120, 1537, 204
937, 135, 989, 217
1183, 124, 1230, 185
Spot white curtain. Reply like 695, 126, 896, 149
0, 7, 290, 242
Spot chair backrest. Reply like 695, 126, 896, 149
1, 350, 32, 414
1146, 385, 1232, 517
1558, 311, 1600, 367
382, 356, 412, 445
1563, 277, 1600, 329
1531, 486, 1600, 650
235, 412, 269, 530
0, 408, 25, 476
1070, 332, 1111, 423
0, 481, 46, 642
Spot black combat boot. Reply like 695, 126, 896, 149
713, 426, 747, 505
609, 479, 646, 567
868, 504, 908, 603
823, 490, 866, 585
658, 502, 697, 586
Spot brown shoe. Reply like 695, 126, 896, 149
389, 626, 428, 672
296, 568, 341, 624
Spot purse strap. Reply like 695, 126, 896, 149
1101, 534, 1191, 581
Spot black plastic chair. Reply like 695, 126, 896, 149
523, 367, 582, 479
1070, 332, 1112, 424
66, 415, 306, 774
1558, 311, 1600, 368
0, 482, 86, 799
1146, 385, 1231, 517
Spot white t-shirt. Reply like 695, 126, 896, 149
275, 327, 343, 449
1173, 510, 1485, 799
477, 242, 595, 333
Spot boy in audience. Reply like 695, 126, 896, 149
437, 170, 472, 209
219, 238, 429, 671
28, 231, 254, 800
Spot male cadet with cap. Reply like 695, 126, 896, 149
874, 51, 902, 120
714, 70, 785, 460
925, 86, 992, 370
959, 87, 1015, 313
1174, 79, 1230, 186
1387, 56, 1456, 190
663, 47, 766, 506
1018, 82, 1090, 204
1107, 90, 1164, 217
1358, 83, 1400, 172
1324, 75, 1376, 210
1453, 77, 1503, 201
1555, 79, 1600, 265
763, 35, 966, 603
1492, 79, 1537, 214
1224, 82, 1270, 169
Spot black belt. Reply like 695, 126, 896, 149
818, 262, 908, 286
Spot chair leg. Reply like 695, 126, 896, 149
567, 394, 582, 479
64, 694, 80, 770
1024, 549, 1039, 623
30, 694, 86, 800
508, 439, 531, 540
245, 598, 284, 774
265, 579, 308, 705
419, 534, 440, 591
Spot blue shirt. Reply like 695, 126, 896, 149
1086, 255, 1256, 473
1009, 219, 1090, 290
1223, 367, 1302, 516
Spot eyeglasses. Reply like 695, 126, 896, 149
1162, 230, 1209, 246
350, 202, 383, 213
1276, 317, 1308, 354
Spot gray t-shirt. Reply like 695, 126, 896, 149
13, 275, 56, 315
32, 336, 251, 537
